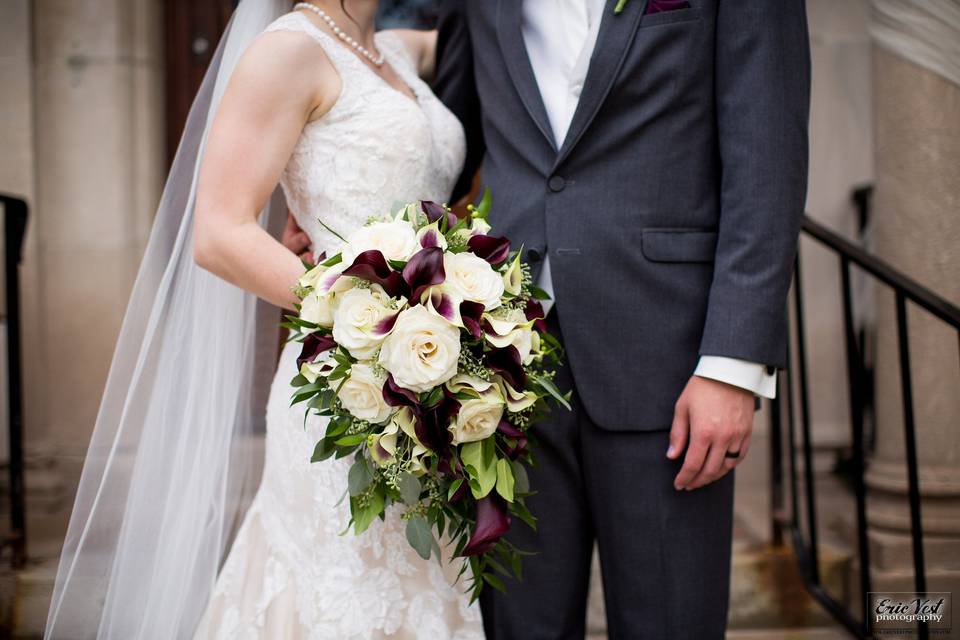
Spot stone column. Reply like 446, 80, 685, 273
31, 0, 165, 460
865, 43, 960, 594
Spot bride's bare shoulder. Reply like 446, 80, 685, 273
226, 23, 342, 120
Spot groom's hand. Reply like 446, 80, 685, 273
668, 375, 754, 491
282, 211, 313, 264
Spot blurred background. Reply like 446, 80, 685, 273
0, 1, 958, 638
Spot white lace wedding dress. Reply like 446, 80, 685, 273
193, 13, 481, 639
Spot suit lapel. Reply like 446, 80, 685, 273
496, 0, 558, 151
554, 0, 648, 169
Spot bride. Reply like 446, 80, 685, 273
44, 1, 481, 638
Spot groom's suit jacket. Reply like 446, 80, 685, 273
434, 0, 810, 431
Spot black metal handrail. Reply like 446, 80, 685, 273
0, 194, 28, 570
770, 205, 960, 639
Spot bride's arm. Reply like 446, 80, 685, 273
389, 29, 437, 80
194, 32, 338, 310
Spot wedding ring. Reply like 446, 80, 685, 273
725, 450, 741, 459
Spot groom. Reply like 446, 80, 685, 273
432, 1, 810, 638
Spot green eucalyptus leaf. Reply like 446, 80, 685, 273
405, 516, 433, 560
348, 458, 375, 496
397, 472, 421, 505
352, 485, 385, 534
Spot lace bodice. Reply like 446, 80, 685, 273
193, 13, 480, 640
266, 12, 466, 256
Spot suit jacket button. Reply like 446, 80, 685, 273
528, 248, 543, 263
765, 365, 776, 376
548, 176, 566, 192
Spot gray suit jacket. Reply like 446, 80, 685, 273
434, 0, 810, 431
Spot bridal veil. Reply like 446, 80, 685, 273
45, 1, 293, 637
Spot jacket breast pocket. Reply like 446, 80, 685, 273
640, 228, 717, 263
638, 7, 701, 28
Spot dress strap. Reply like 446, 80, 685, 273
263, 12, 357, 70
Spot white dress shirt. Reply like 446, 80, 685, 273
521, 0, 777, 399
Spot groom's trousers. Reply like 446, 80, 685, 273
480, 313, 735, 640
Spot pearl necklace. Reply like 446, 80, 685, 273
295, 3, 384, 67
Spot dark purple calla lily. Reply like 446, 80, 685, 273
402, 246, 445, 302
462, 495, 511, 557
485, 345, 527, 390
415, 393, 458, 454
523, 299, 549, 333
498, 420, 528, 460
467, 234, 511, 265
429, 290, 457, 322
419, 227, 442, 249
460, 300, 486, 340
421, 200, 458, 230
382, 373, 420, 408
296, 333, 337, 369
373, 311, 400, 336
342, 250, 407, 298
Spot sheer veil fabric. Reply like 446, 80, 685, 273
45, 1, 293, 637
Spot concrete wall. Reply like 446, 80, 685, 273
0, 0, 166, 467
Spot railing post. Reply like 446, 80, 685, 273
1, 194, 28, 570
840, 256, 872, 635
895, 292, 928, 640
769, 386, 784, 548
794, 253, 820, 585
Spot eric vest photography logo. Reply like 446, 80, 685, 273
869, 592, 952, 636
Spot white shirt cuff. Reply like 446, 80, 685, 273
695, 356, 777, 399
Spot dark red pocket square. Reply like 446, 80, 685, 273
646, 0, 692, 14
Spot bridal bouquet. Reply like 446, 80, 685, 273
284, 191, 569, 599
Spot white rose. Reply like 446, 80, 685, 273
378, 305, 461, 393
332, 286, 396, 359
338, 363, 393, 424
443, 252, 504, 310
299, 289, 335, 329
450, 393, 504, 444
342, 220, 418, 265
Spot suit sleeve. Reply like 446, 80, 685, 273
432, 0, 485, 202
698, 0, 811, 368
